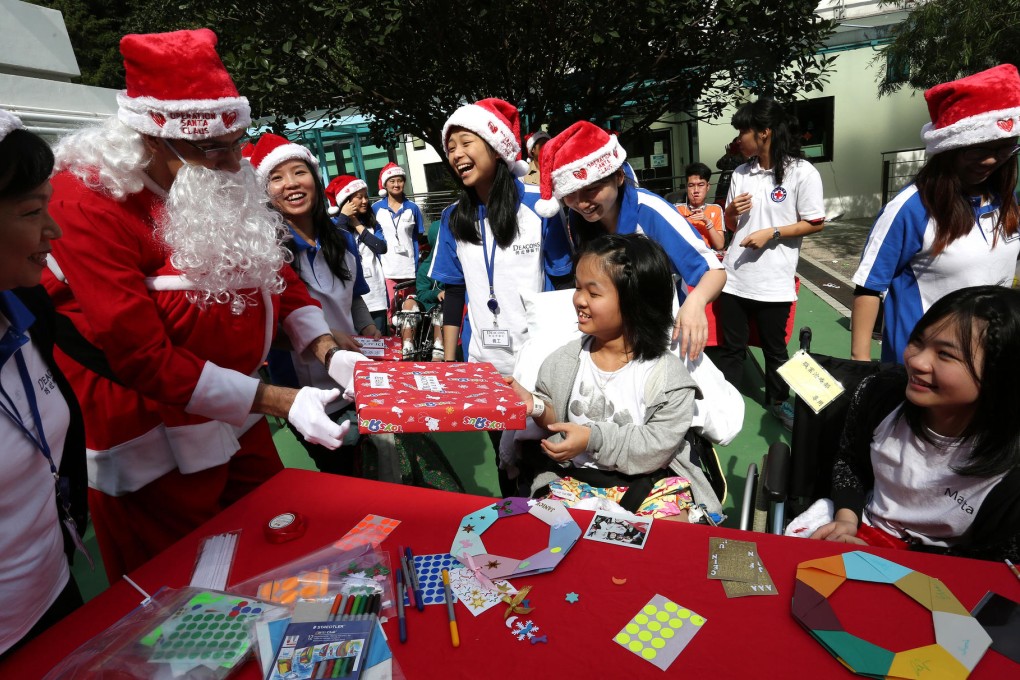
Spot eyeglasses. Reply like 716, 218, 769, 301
168, 136, 247, 159
960, 144, 1020, 162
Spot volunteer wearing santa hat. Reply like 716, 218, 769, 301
250, 134, 375, 473
327, 174, 390, 334
430, 97, 573, 374
534, 121, 725, 360
0, 110, 87, 657
430, 98, 572, 496
371, 162, 425, 303
523, 130, 551, 186
42, 29, 363, 578
851, 64, 1020, 363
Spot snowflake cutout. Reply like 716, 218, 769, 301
565, 592, 580, 604
513, 620, 539, 641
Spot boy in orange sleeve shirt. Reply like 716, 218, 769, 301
676, 162, 725, 252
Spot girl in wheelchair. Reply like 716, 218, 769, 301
811, 286, 1020, 561
505, 234, 722, 520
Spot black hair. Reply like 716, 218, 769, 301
280, 162, 352, 284
0, 128, 54, 198
447, 152, 521, 249
731, 98, 802, 187
684, 162, 712, 182
914, 150, 1019, 257
576, 233, 674, 362
901, 285, 1020, 477
567, 169, 635, 248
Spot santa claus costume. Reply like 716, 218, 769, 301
43, 29, 338, 579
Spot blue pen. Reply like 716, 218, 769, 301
405, 547, 425, 612
396, 568, 407, 643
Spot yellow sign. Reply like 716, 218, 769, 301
776, 350, 845, 414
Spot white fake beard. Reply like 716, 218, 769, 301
157, 162, 292, 315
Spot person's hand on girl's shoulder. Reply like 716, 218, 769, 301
674, 300, 709, 360
541, 422, 590, 462
810, 519, 867, 545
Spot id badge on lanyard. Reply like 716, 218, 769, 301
479, 210, 513, 354
392, 208, 410, 255
0, 338, 94, 568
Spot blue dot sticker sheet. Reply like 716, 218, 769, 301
613, 595, 707, 671
404, 553, 461, 606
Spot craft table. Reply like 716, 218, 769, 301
5, 468, 1016, 678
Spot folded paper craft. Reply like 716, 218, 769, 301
791, 550, 992, 679
354, 361, 527, 434
450, 498, 581, 580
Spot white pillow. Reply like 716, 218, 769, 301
520, 288, 577, 337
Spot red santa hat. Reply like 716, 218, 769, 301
922, 64, 1020, 156
524, 130, 551, 157
325, 175, 367, 216
249, 133, 317, 184
378, 162, 406, 196
442, 98, 529, 177
116, 28, 251, 140
535, 121, 627, 218
0, 108, 24, 143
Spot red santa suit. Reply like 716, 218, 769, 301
43, 171, 332, 579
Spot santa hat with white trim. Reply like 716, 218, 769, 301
249, 133, 317, 184
534, 121, 626, 218
325, 175, 367, 216
377, 162, 405, 196
116, 28, 251, 140
0, 108, 24, 143
524, 130, 551, 158
441, 98, 529, 178
922, 64, 1020, 156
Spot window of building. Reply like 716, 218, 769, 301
790, 96, 834, 164
885, 53, 910, 87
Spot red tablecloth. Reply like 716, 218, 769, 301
6, 469, 1016, 678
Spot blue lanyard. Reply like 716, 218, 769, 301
389, 205, 409, 245
0, 345, 56, 472
477, 206, 500, 319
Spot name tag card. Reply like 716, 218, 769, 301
776, 350, 845, 414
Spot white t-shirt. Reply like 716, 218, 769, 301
357, 236, 389, 312
374, 201, 420, 279
864, 406, 1005, 547
0, 315, 71, 654
723, 158, 826, 301
568, 339, 655, 469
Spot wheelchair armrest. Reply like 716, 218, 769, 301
739, 462, 759, 531
761, 442, 790, 502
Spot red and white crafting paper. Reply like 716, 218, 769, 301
354, 361, 527, 434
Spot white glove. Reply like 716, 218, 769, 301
327, 350, 371, 401
287, 387, 350, 449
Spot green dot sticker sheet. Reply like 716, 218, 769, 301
614, 595, 707, 671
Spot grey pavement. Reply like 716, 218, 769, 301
797, 217, 874, 315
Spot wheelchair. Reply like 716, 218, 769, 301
389, 280, 444, 361
739, 327, 884, 533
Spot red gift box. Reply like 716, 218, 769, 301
352, 335, 403, 361
354, 361, 527, 434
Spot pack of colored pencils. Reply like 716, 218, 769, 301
266, 593, 380, 680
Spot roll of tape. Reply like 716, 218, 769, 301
265, 511, 307, 543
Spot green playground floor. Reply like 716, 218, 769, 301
71, 283, 880, 602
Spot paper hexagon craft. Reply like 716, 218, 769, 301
792, 550, 992, 679
450, 498, 581, 580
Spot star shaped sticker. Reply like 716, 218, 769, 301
486, 560, 501, 570
462, 524, 476, 533
565, 592, 580, 604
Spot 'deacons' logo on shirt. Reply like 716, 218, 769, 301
770, 186, 788, 203
513, 242, 540, 256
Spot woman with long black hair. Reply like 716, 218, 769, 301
851, 65, 1020, 365
716, 98, 826, 430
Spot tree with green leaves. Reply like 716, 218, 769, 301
879, 0, 1020, 95
129, 0, 833, 149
